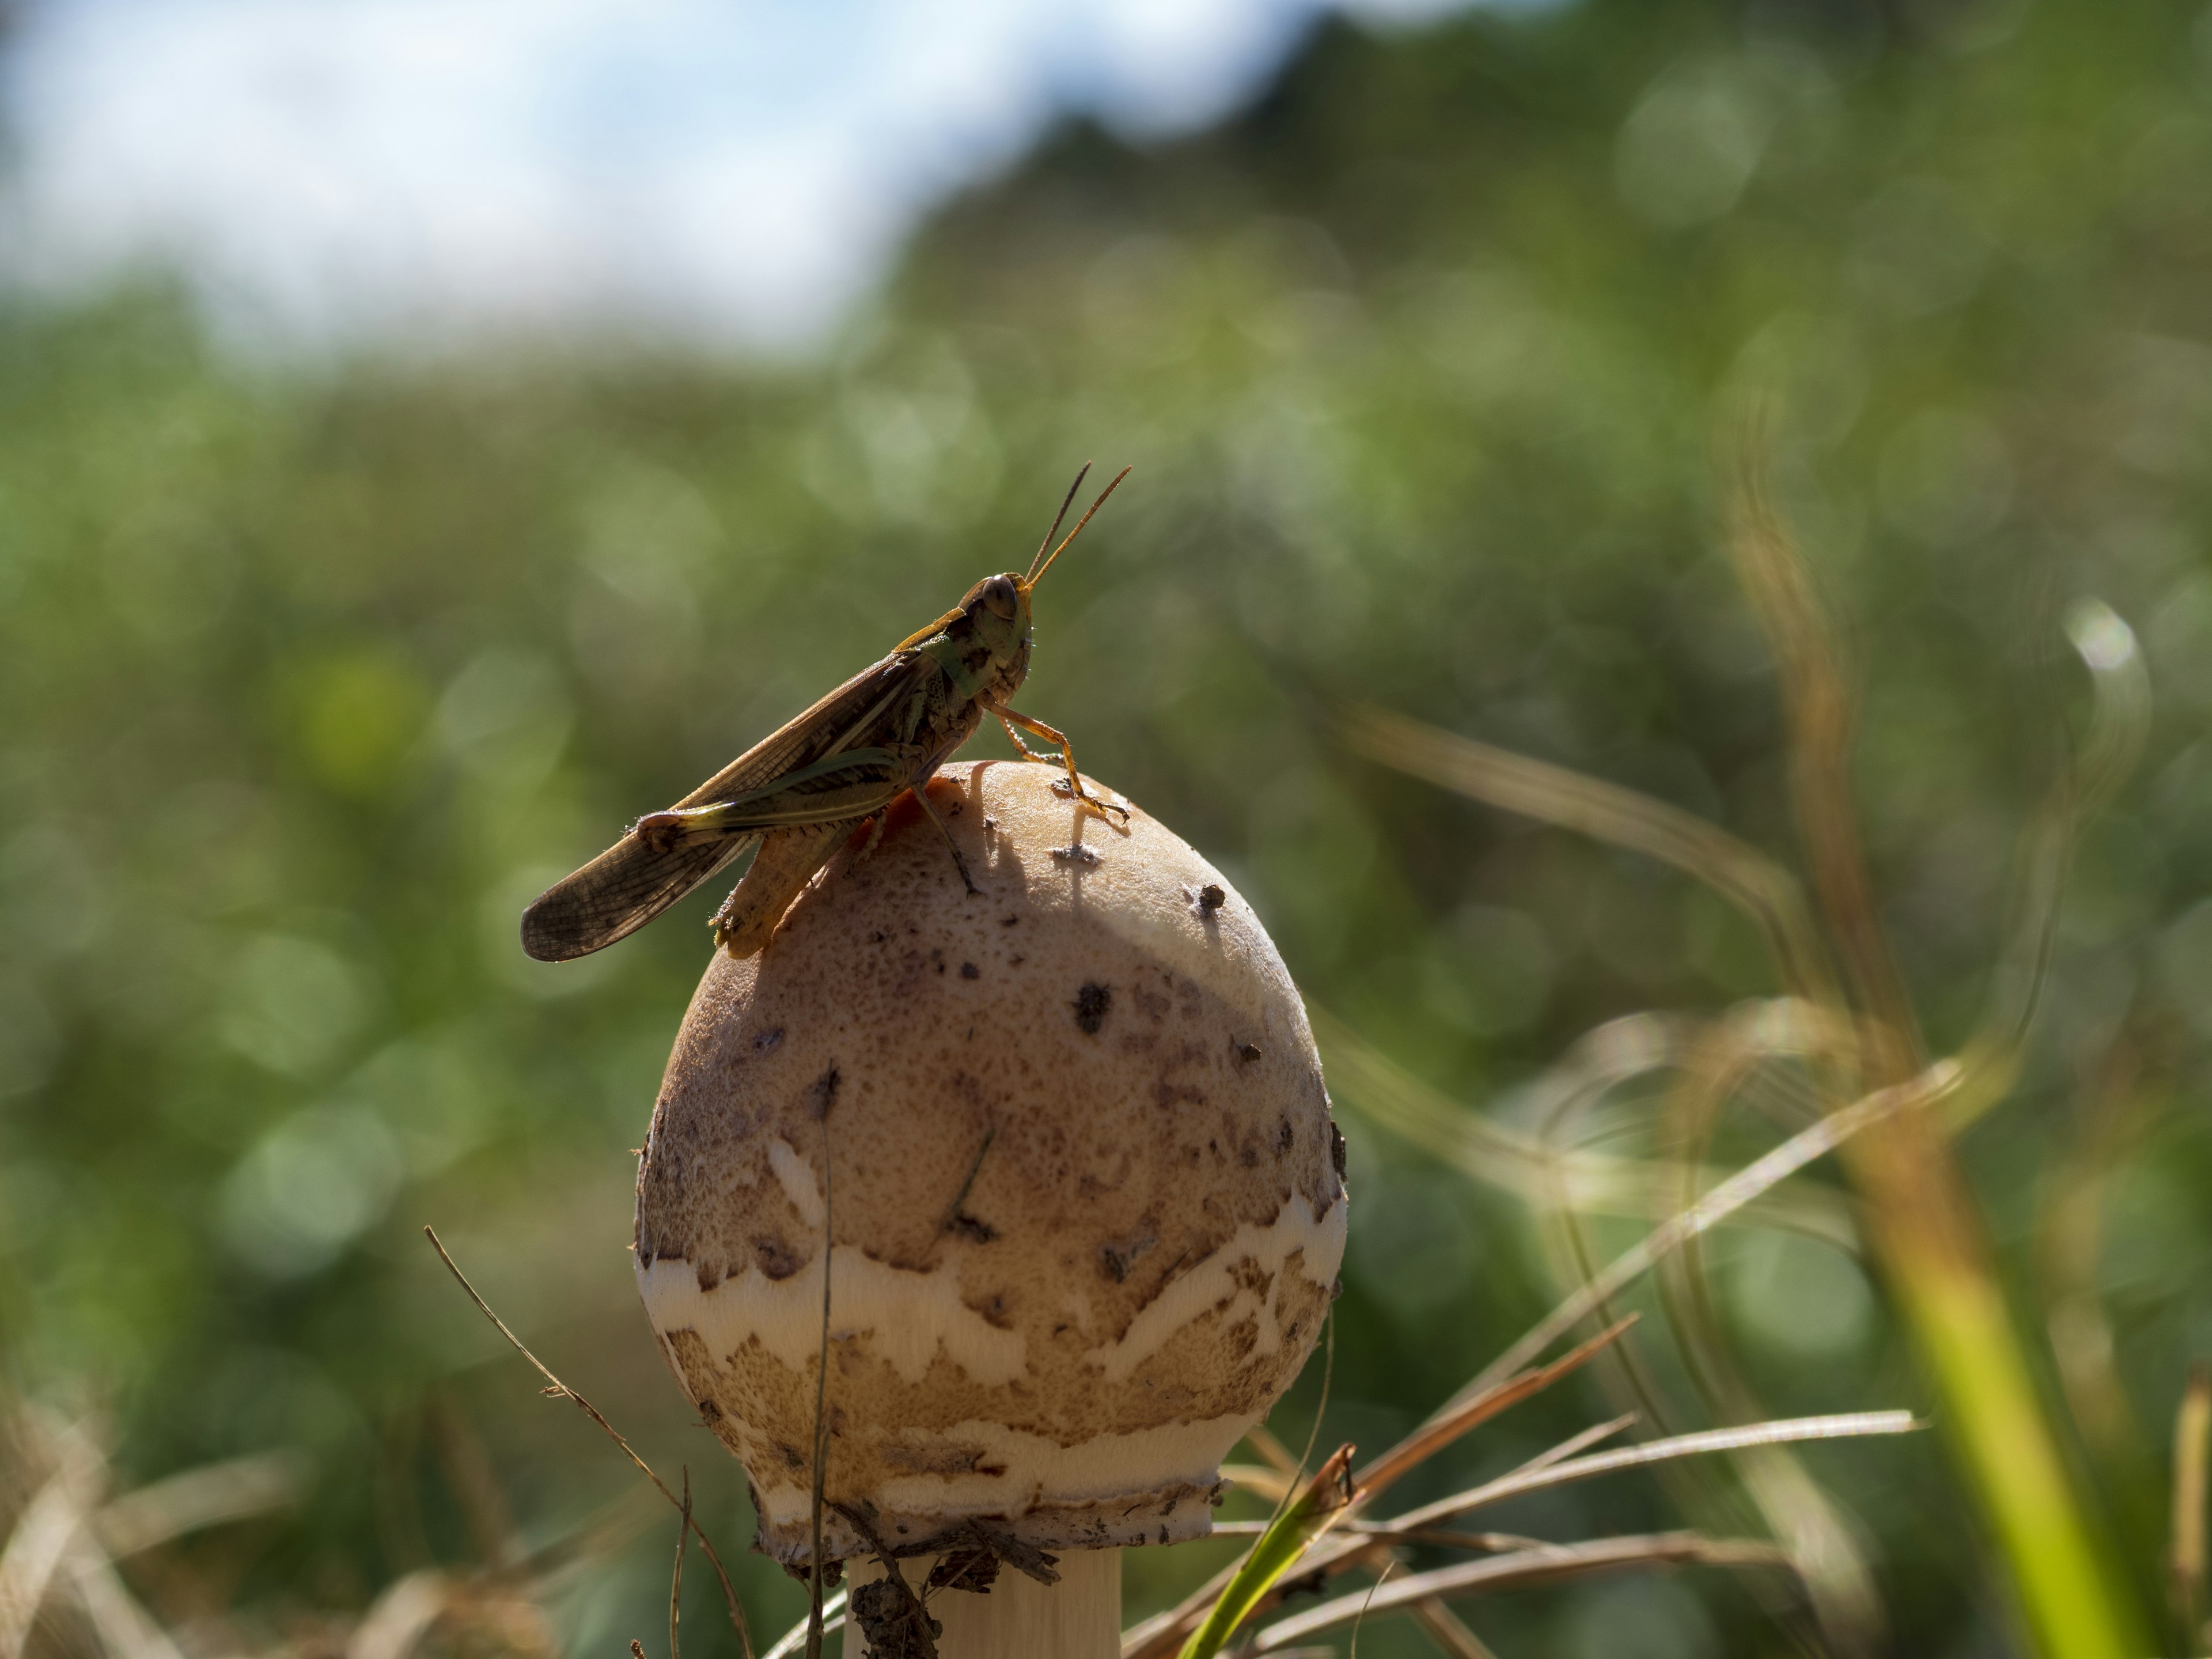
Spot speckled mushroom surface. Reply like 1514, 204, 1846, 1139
632, 760, 1347, 1566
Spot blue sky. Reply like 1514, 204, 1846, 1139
1, 0, 1478, 355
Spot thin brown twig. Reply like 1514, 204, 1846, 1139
1271, 1307, 1336, 1527
1352, 1317, 1636, 1502
92, 1453, 304, 1559
805, 1118, 834, 1659
670, 1469, 690, 1659
1724, 424, 1921, 1085
421, 1227, 755, 1659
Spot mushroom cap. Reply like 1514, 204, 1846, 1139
634, 760, 1347, 1565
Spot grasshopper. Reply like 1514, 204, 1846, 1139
520, 465, 1130, 963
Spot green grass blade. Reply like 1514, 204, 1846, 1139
1177, 1445, 1357, 1659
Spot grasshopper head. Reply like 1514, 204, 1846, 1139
959, 570, 1035, 699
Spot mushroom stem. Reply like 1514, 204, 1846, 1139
841, 1547, 1120, 1658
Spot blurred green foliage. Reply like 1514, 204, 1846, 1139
6, 0, 2212, 1653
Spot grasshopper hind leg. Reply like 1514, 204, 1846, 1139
711, 821, 846, 957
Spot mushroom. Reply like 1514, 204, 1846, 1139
632, 760, 1349, 1657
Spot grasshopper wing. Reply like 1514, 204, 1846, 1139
520, 828, 756, 961
520, 651, 931, 961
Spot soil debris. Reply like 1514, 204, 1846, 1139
926, 1547, 1001, 1596
851, 1577, 941, 1658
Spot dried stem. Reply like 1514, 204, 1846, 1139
805, 1117, 835, 1659
2171, 1363, 2210, 1651
1253, 1533, 1793, 1650
671, 1470, 690, 1659
1724, 422, 2148, 1659
421, 1227, 755, 1659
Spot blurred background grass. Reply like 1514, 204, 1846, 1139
5, 0, 2212, 1653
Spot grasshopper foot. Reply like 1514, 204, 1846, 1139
945, 840, 983, 897
1052, 776, 1132, 823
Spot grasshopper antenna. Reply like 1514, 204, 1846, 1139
1025, 465, 1131, 589
1027, 463, 1092, 582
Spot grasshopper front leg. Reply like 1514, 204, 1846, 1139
987, 702, 1131, 822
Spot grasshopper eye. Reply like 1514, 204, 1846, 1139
980, 574, 1020, 621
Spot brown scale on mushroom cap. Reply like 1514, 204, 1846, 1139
634, 760, 1347, 1565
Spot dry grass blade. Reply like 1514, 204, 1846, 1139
2035, 1045, 2161, 1486
1726, 433, 2150, 1659
2061, 598, 2152, 825
1253, 1533, 1793, 1650
1128, 1092, 1936, 1659
1445, 1060, 1956, 1412
1353, 1320, 1635, 1502
1312, 1003, 1691, 1216
422, 1228, 755, 1659
66, 1535, 188, 1659
1949, 600, 2153, 1130
1479, 1416, 1635, 1487
91, 1452, 304, 1559
1209, 1522, 1551, 1553
1641, 1017, 1886, 1656
804, 1118, 834, 1659
1343, 704, 1838, 1013
2171, 1363, 2210, 1647
1221, 1465, 1296, 1504
0, 1433, 99, 1659
1390, 1411, 1920, 1532
1722, 437, 1915, 1080
345, 1569, 448, 1659
762, 1590, 847, 1659
1240, 1423, 1302, 1479
1407, 1599, 1498, 1658
1369, 1529, 1548, 1554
